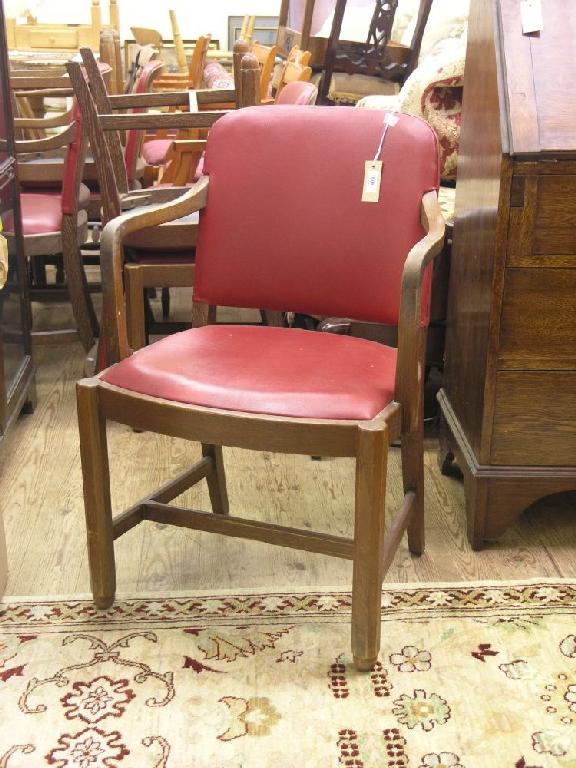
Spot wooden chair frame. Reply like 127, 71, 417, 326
77, 176, 445, 671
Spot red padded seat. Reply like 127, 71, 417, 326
142, 139, 173, 166
102, 325, 397, 420
19, 193, 63, 234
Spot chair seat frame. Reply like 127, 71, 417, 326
77, 175, 445, 671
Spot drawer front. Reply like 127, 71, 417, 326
29, 28, 79, 49
492, 371, 576, 466
499, 268, 576, 369
507, 174, 576, 267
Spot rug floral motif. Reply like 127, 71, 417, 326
0, 580, 575, 767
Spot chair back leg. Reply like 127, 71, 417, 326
62, 214, 99, 351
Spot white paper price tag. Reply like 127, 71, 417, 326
521, 0, 543, 34
362, 160, 383, 203
188, 89, 199, 112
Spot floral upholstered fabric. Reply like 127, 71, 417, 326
0, 580, 574, 766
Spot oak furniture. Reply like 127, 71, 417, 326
76, 105, 443, 671
438, 0, 576, 548
6, 0, 120, 52
274, 45, 313, 100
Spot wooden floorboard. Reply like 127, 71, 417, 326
2, 293, 575, 596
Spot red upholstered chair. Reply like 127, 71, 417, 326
77, 106, 444, 670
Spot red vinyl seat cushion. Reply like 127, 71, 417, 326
19, 193, 63, 235
102, 325, 397, 420
142, 139, 173, 166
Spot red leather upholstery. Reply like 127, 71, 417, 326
195, 106, 439, 325
276, 81, 318, 105
102, 325, 397, 420
19, 193, 63, 234
142, 139, 173, 166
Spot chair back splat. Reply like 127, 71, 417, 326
194, 106, 439, 325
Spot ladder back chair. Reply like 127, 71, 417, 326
77, 105, 444, 670
68, 55, 260, 368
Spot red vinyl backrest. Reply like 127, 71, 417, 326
194, 106, 439, 325
125, 59, 164, 182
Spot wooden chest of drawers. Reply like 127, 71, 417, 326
438, 0, 576, 548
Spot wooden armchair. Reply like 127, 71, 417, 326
76, 105, 444, 671
274, 45, 313, 100
68, 55, 260, 368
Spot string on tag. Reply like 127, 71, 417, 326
373, 111, 399, 161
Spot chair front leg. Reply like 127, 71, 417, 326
77, 379, 116, 608
351, 423, 388, 671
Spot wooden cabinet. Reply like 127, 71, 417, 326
0, 0, 37, 594
438, 0, 576, 548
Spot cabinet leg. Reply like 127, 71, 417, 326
463, 474, 488, 551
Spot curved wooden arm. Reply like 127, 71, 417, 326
395, 190, 446, 434
13, 122, 76, 154
100, 176, 210, 363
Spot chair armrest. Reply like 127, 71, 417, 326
10, 122, 76, 154
395, 190, 446, 433
100, 175, 209, 363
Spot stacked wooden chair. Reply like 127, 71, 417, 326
6, 70, 105, 350
68, 49, 261, 367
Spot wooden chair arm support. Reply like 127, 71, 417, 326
100, 176, 209, 362
12, 123, 76, 154
395, 190, 446, 434
109, 89, 237, 110
100, 112, 227, 132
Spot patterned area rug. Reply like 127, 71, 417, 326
1, 580, 575, 767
